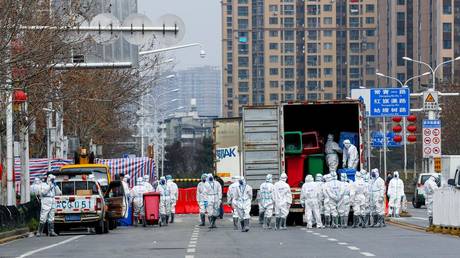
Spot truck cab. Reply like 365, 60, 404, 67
60, 164, 111, 192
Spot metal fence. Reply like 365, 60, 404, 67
0, 198, 40, 232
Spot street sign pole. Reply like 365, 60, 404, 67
383, 117, 387, 179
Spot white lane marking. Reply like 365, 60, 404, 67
338, 242, 348, 245
361, 252, 376, 257
188, 244, 196, 248
16, 235, 84, 258
312, 232, 320, 235
348, 246, 360, 251
319, 235, 328, 238
328, 238, 338, 242
300, 228, 306, 230
187, 248, 196, 253
189, 241, 197, 244
192, 233, 199, 237
185, 256, 194, 258
306, 230, 313, 233
190, 237, 198, 241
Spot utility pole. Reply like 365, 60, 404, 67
20, 101, 30, 204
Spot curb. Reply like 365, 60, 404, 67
388, 220, 460, 238
0, 228, 31, 245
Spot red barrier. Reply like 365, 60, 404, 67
175, 187, 233, 214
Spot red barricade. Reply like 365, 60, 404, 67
175, 187, 233, 214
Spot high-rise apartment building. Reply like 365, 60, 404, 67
222, 0, 378, 117
377, 0, 457, 91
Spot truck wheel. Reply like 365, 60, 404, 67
286, 214, 295, 226
103, 220, 109, 233
108, 220, 117, 230
95, 220, 104, 234
294, 213, 304, 226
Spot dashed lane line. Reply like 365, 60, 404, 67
185, 256, 194, 258
348, 246, 360, 251
16, 235, 84, 258
327, 238, 338, 242
338, 242, 348, 245
187, 248, 196, 253
361, 252, 376, 257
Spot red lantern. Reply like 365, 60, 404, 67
407, 125, 417, 133
13, 90, 27, 104
392, 125, 403, 133
407, 135, 417, 142
407, 115, 417, 122
393, 135, 403, 142
392, 116, 402, 123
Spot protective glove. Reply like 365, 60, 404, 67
203, 200, 208, 208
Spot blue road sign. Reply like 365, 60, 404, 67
371, 131, 402, 148
370, 88, 410, 117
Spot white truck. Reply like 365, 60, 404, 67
241, 100, 367, 225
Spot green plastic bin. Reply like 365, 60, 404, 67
284, 131, 303, 155
307, 154, 325, 179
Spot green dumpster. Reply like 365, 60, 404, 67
307, 154, 325, 178
284, 131, 303, 155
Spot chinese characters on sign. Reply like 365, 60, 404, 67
422, 119, 441, 158
423, 91, 439, 111
370, 88, 410, 117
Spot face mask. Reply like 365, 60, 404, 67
160, 179, 165, 185
209, 177, 214, 182
239, 179, 244, 185
202, 178, 206, 182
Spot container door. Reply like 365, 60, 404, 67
243, 106, 281, 189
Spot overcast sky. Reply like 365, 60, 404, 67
138, 0, 221, 70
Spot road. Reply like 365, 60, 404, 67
391, 205, 429, 228
1, 214, 459, 258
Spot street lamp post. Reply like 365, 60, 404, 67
376, 72, 431, 179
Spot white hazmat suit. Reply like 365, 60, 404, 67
388, 171, 405, 218
228, 176, 240, 229
130, 177, 147, 225
301, 175, 323, 229
324, 172, 345, 228
342, 139, 359, 169
235, 177, 253, 232
369, 169, 385, 227
38, 174, 61, 237
197, 174, 208, 226
315, 174, 325, 225
204, 174, 222, 228
30, 177, 42, 197
166, 175, 179, 223
325, 134, 342, 173
338, 173, 351, 228
352, 170, 369, 227
273, 173, 292, 230
121, 175, 131, 219
157, 176, 172, 225
143, 175, 154, 192
259, 174, 275, 229
424, 175, 439, 226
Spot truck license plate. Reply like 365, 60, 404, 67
65, 214, 81, 221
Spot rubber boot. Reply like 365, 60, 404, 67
199, 214, 206, 226
381, 215, 386, 227
429, 216, 433, 227
281, 218, 287, 230
259, 212, 265, 225
371, 215, 378, 227
332, 216, 338, 229
275, 217, 281, 230
233, 217, 239, 230
342, 216, 348, 228
360, 216, 367, 228
325, 216, 330, 228
212, 216, 217, 228
170, 213, 175, 224
244, 219, 250, 232
48, 223, 58, 237
364, 214, 370, 227
240, 219, 245, 232
321, 214, 325, 226
263, 217, 267, 229
266, 217, 272, 229
208, 216, 214, 229
352, 215, 358, 228
165, 215, 169, 226
36, 223, 45, 237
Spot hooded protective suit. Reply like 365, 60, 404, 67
158, 176, 172, 225
235, 177, 252, 232
30, 177, 42, 197
338, 173, 351, 228
369, 169, 385, 227
204, 174, 222, 228
424, 175, 439, 226
301, 175, 323, 229
352, 170, 369, 227
259, 174, 275, 229
130, 177, 147, 223
228, 176, 240, 229
323, 172, 344, 228
197, 174, 208, 226
38, 174, 61, 236
325, 134, 342, 173
273, 173, 292, 230
315, 174, 325, 225
388, 171, 405, 217
166, 175, 179, 223
342, 139, 359, 169
143, 175, 154, 192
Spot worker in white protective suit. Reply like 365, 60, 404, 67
130, 177, 147, 226
197, 174, 208, 226
235, 177, 253, 232
301, 175, 323, 229
30, 177, 42, 197
338, 173, 352, 228
228, 175, 240, 230
322, 174, 332, 227
315, 174, 325, 226
121, 175, 131, 219
143, 174, 154, 192
369, 168, 385, 227
342, 139, 359, 169
388, 171, 405, 218
352, 170, 368, 228
166, 175, 179, 223
204, 174, 222, 229
157, 176, 172, 226
363, 173, 371, 227
37, 174, 61, 237
259, 174, 275, 229
424, 175, 439, 227
273, 173, 292, 230
325, 134, 342, 173
324, 172, 344, 229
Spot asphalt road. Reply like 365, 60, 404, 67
1, 214, 459, 258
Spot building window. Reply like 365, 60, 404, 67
307, 30, 318, 40
367, 43, 376, 49
269, 55, 279, 63
284, 55, 295, 65
349, 17, 360, 27
324, 55, 333, 63
350, 55, 360, 65
397, 43, 405, 66
324, 81, 333, 88
307, 18, 318, 28
285, 81, 295, 91
227, 4, 232, 15
324, 68, 333, 77
366, 80, 375, 87
324, 42, 333, 50
323, 30, 332, 37
443, 23, 452, 49
307, 55, 318, 66
397, 0, 405, 4
270, 94, 279, 101
307, 93, 318, 100
284, 43, 295, 53
366, 30, 375, 37
397, 12, 405, 36
366, 4, 375, 13
366, 55, 375, 63
307, 81, 318, 91
269, 68, 279, 75
238, 57, 249, 67
227, 88, 233, 98
324, 93, 333, 100
283, 4, 294, 15
307, 5, 319, 15
366, 17, 375, 24
238, 19, 248, 29
307, 69, 318, 78
238, 95, 249, 105
238, 82, 249, 92
349, 68, 360, 78
238, 44, 248, 54
366, 67, 375, 75
350, 30, 360, 40
238, 0, 248, 4
269, 31, 279, 37
350, 43, 360, 52
238, 69, 249, 79
269, 43, 278, 50
269, 17, 278, 24
269, 5, 278, 12
270, 81, 279, 88
284, 68, 295, 79
284, 30, 295, 41
324, 17, 333, 25
323, 4, 332, 12
238, 6, 248, 16
443, 0, 452, 14
285, 94, 294, 101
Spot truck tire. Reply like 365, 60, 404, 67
95, 220, 104, 234
109, 219, 117, 230
103, 220, 109, 233
286, 214, 295, 226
